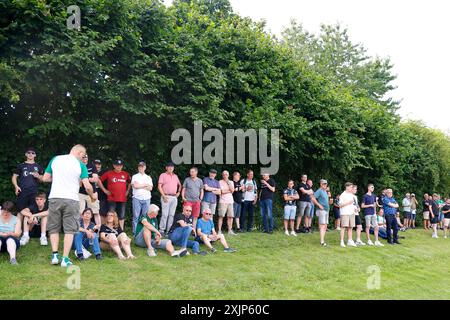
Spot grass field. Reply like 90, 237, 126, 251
1, 227, 450, 300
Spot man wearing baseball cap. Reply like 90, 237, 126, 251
202, 169, 221, 216
98, 159, 131, 230
310, 179, 331, 246
131, 161, 153, 233
93, 159, 108, 222
157, 161, 182, 235
12, 147, 44, 212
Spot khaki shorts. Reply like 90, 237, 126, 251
444, 218, 450, 228
48, 198, 80, 235
423, 211, 430, 220
365, 214, 378, 228
341, 214, 355, 228
317, 209, 329, 225
79, 193, 100, 214
218, 203, 234, 217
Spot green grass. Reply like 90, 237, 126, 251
1, 228, 450, 300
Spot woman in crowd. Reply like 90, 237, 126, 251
99, 210, 135, 260
0, 201, 22, 265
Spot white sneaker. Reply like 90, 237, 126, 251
171, 249, 185, 257
367, 240, 374, 246
40, 235, 48, 246
51, 253, 60, 265
228, 230, 237, 236
340, 241, 346, 248
290, 231, 297, 237
374, 241, 385, 247
285, 230, 290, 236
445, 236, 447, 239
356, 240, 366, 246
347, 240, 357, 247
20, 235, 30, 246
336, 227, 341, 231
147, 249, 157, 257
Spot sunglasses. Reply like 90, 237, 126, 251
27, 151, 36, 155
185, 209, 192, 212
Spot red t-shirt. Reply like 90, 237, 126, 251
100, 170, 131, 202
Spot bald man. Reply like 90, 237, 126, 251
43, 144, 96, 267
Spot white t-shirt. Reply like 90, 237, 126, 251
131, 173, 153, 201
241, 178, 257, 201
402, 198, 411, 212
339, 191, 356, 216
46, 155, 88, 201
353, 195, 360, 216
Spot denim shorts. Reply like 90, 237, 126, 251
284, 205, 296, 220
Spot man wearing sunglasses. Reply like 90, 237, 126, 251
12, 147, 44, 212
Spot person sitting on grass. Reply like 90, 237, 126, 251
19, 192, 49, 246
99, 211, 136, 260
73, 208, 103, 261
134, 204, 187, 257
168, 205, 206, 256
195, 209, 236, 253
395, 212, 407, 232
0, 201, 22, 265
370, 210, 388, 240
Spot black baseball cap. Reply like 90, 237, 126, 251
113, 159, 124, 165
26, 147, 36, 153
138, 161, 146, 166
93, 159, 102, 164
209, 168, 218, 174
166, 161, 175, 167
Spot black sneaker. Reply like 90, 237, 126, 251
387, 240, 394, 245
394, 240, 401, 244
195, 251, 208, 256
77, 254, 85, 261
95, 254, 103, 260
210, 248, 217, 254
179, 249, 188, 257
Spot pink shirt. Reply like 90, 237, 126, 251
219, 180, 234, 204
158, 172, 180, 195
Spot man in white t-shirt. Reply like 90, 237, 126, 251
339, 182, 357, 247
131, 161, 153, 233
240, 170, 258, 232
43, 144, 95, 267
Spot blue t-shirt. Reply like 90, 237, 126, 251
383, 197, 398, 216
314, 188, 329, 211
363, 194, 377, 216
202, 177, 220, 204
196, 218, 215, 235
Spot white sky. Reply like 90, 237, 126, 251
164, 0, 450, 132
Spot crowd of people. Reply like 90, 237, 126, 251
1, 145, 449, 266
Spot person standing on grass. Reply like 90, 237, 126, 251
436, 195, 445, 231
98, 159, 131, 231
283, 180, 299, 236
12, 147, 44, 212
131, 161, 153, 234
442, 198, 450, 238
78, 153, 101, 228
202, 169, 221, 216
73, 208, 103, 261
19, 192, 48, 246
157, 162, 182, 236
310, 179, 331, 247
232, 172, 243, 232
296, 174, 313, 233
94, 159, 108, 223
196, 209, 236, 253
402, 193, 412, 230
307, 179, 315, 231
259, 173, 276, 234
333, 194, 341, 231
218, 170, 236, 235
168, 205, 206, 256
99, 211, 135, 260
410, 193, 418, 229
422, 193, 431, 230
339, 182, 357, 247
182, 167, 204, 232
134, 204, 187, 257
240, 170, 258, 232
362, 184, 383, 246
43, 144, 96, 267
352, 185, 366, 246
382, 189, 400, 245
0, 201, 22, 265
429, 193, 440, 238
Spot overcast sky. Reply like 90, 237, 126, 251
165, 0, 450, 132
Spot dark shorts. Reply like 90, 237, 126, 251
99, 199, 109, 216
29, 223, 43, 238
108, 201, 127, 220
404, 211, 412, 219
333, 209, 340, 219
355, 215, 362, 226
0, 236, 20, 252
17, 190, 37, 211
194, 236, 217, 244
431, 216, 439, 224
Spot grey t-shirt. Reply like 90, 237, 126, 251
183, 177, 204, 202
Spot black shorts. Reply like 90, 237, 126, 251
333, 210, 340, 219
430, 216, 439, 224
355, 215, 362, 226
17, 190, 37, 211
29, 223, 43, 238
99, 199, 109, 216
0, 236, 20, 252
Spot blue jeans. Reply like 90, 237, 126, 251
132, 198, 150, 233
260, 199, 274, 232
169, 226, 199, 253
241, 201, 255, 231
385, 214, 398, 242
72, 232, 101, 256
